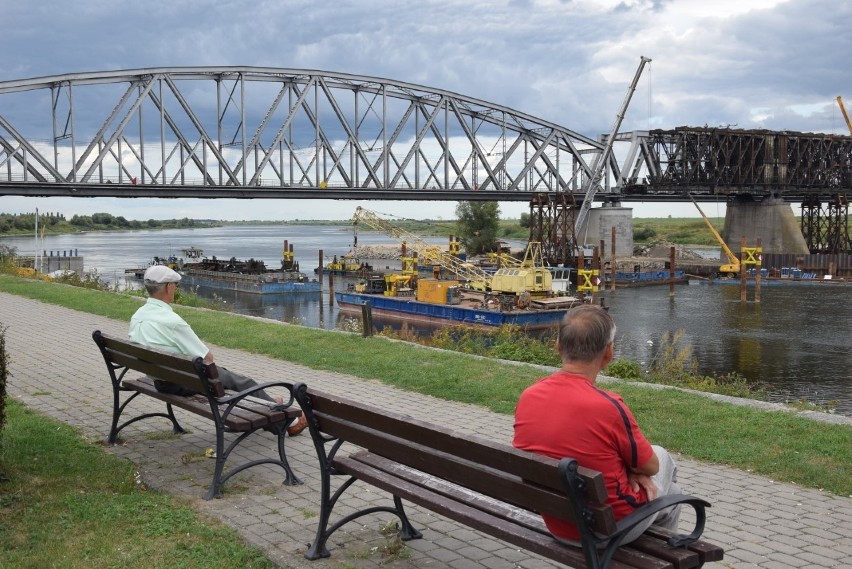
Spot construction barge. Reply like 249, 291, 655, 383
336, 277, 586, 330
179, 245, 320, 294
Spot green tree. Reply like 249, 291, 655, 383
519, 212, 531, 229
70, 215, 92, 228
455, 201, 500, 255
91, 212, 114, 226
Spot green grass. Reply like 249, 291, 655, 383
632, 217, 727, 246
0, 401, 272, 569
1, 274, 851, 497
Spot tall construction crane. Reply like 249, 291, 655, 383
351, 207, 552, 295
837, 96, 852, 134
574, 56, 652, 240
687, 194, 740, 277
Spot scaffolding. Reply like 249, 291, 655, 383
528, 193, 579, 267
800, 194, 851, 253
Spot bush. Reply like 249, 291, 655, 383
605, 359, 645, 380
634, 227, 657, 242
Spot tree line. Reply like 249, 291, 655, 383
0, 212, 216, 234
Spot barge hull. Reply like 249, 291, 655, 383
181, 272, 320, 294
335, 291, 569, 330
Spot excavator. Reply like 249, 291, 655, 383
687, 194, 740, 277
351, 206, 553, 296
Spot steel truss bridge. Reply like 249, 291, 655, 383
0, 67, 849, 252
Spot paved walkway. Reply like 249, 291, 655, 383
2, 292, 850, 569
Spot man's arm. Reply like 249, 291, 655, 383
629, 451, 660, 500
632, 451, 659, 476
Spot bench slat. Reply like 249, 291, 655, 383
644, 527, 725, 564
627, 535, 698, 569
319, 412, 618, 535
333, 455, 647, 569
308, 390, 609, 502
350, 451, 677, 569
351, 451, 615, 536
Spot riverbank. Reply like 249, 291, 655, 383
0, 275, 848, 494
2, 290, 850, 569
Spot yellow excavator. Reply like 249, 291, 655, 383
837, 96, 852, 134
688, 195, 740, 277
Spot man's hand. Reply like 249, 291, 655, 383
628, 472, 658, 501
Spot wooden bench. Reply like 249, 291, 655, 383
292, 383, 724, 569
93, 330, 303, 500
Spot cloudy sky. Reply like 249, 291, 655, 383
1, 0, 849, 221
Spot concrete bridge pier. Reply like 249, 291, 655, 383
723, 196, 809, 255
586, 205, 634, 258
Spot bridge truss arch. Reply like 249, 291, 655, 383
0, 67, 621, 201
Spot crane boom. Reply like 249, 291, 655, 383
687, 194, 740, 276
574, 56, 652, 238
837, 96, 852, 134
352, 207, 493, 290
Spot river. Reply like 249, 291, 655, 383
3, 225, 850, 415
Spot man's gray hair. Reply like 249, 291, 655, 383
144, 282, 168, 296
557, 305, 616, 362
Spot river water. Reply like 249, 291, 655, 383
3, 225, 850, 415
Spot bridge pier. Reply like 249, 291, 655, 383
723, 196, 809, 255
585, 205, 634, 258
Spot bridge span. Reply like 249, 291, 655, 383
0, 67, 850, 255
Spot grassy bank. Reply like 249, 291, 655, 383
0, 400, 273, 569
0, 274, 850, 497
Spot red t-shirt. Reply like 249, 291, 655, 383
512, 371, 655, 541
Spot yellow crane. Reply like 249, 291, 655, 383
837, 96, 852, 134
351, 206, 553, 295
687, 195, 740, 277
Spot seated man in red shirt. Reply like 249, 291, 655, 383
513, 304, 680, 545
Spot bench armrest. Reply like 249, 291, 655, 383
216, 380, 297, 407
611, 493, 709, 547
582, 494, 709, 569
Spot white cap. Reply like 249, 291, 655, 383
143, 265, 182, 284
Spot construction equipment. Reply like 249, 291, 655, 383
575, 56, 651, 240
837, 96, 852, 134
687, 194, 740, 277
351, 206, 553, 295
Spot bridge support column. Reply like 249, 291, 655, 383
586, 204, 633, 258
724, 196, 809, 254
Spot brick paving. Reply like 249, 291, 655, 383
2, 292, 850, 568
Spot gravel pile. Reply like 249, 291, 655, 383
633, 240, 705, 260
348, 244, 403, 260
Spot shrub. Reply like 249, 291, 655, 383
634, 227, 657, 242
605, 358, 645, 380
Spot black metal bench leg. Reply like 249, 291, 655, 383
165, 403, 185, 435
204, 428, 227, 501
107, 393, 123, 444
394, 495, 423, 541
274, 428, 303, 485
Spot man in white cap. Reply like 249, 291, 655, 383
129, 264, 307, 435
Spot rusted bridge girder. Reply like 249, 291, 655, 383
624, 127, 852, 200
